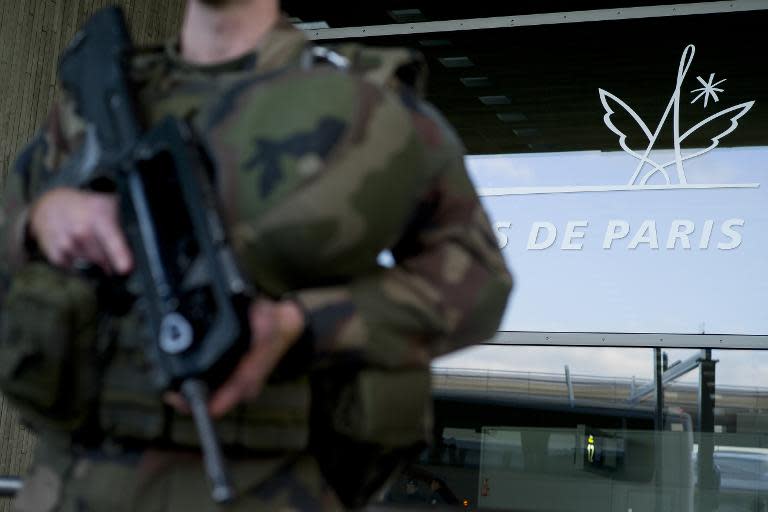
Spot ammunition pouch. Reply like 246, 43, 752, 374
0, 263, 432, 502
98, 358, 432, 459
309, 365, 432, 508
320, 366, 432, 446
0, 263, 100, 430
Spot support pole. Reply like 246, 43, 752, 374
696, 349, 718, 512
565, 365, 575, 407
654, 348, 664, 512
654, 348, 664, 430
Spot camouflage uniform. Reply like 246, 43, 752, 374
0, 16, 512, 512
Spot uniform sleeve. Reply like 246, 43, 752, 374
292, 98, 513, 368
0, 94, 85, 273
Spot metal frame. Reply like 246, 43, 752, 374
305, 0, 768, 40
487, 331, 768, 349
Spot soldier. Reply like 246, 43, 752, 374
0, 0, 512, 510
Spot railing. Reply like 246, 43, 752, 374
0, 477, 22, 498
431, 366, 768, 410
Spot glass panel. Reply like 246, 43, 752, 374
373, 346, 768, 510
469, 147, 768, 336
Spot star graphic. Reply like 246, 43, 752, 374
691, 73, 727, 108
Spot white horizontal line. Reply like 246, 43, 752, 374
477, 183, 761, 196
303, 1, 768, 40
487, 331, 768, 349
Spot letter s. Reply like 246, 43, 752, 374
494, 222, 512, 249
718, 219, 745, 250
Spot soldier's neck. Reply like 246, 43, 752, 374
180, 0, 279, 65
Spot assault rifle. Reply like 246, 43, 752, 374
52, 6, 252, 503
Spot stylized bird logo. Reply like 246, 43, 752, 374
599, 45, 754, 187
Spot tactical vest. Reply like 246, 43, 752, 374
0, 40, 434, 457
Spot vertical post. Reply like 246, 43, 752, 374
696, 349, 717, 512
565, 365, 575, 407
654, 348, 664, 512
654, 348, 664, 430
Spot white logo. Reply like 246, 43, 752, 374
479, 45, 759, 197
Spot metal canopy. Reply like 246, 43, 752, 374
284, 1, 768, 155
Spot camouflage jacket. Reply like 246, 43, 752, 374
0, 18, 512, 450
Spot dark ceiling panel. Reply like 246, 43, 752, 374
308, 9, 767, 154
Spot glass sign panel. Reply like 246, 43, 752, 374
468, 43, 767, 336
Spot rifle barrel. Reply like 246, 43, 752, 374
181, 379, 236, 504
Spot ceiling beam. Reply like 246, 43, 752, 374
304, 0, 768, 40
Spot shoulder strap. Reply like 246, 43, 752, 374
129, 45, 169, 87
307, 43, 427, 97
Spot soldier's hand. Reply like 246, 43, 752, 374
207, 299, 305, 417
29, 187, 133, 274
